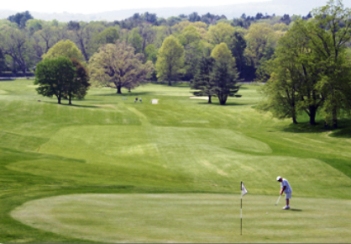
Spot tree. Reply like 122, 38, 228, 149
0, 25, 32, 74
26, 19, 43, 34
210, 43, 240, 105
179, 25, 203, 80
307, 0, 351, 128
8, 11, 33, 29
88, 26, 119, 56
0, 50, 6, 74
245, 22, 279, 81
35, 57, 75, 104
207, 22, 235, 46
188, 12, 201, 22
155, 35, 184, 86
31, 24, 64, 61
68, 21, 105, 61
66, 59, 90, 105
260, 0, 351, 127
191, 56, 216, 103
144, 44, 158, 63
89, 41, 153, 94
127, 28, 143, 53
42, 40, 85, 62
259, 19, 326, 125
229, 29, 252, 81
259, 71, 300, 124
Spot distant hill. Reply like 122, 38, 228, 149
1, 0, 351, 22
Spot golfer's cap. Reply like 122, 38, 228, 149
276, 176, 282, 181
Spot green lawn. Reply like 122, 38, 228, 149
1, 80, 351, 243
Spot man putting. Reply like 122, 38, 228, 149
276, 176, 292, 210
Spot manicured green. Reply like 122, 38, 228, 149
0, 79, 351, 243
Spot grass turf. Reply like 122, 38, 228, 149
1, 79, 351, 243
11, 194, 351, 243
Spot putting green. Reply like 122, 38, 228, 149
11, 194, 351, 243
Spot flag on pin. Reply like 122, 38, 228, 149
241, 182, 248, 197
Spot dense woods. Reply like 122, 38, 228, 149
0, 5, 307, 80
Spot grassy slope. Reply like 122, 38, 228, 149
1, 80, 351, 242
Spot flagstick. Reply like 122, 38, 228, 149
240, 196, 243, 235
240, 181, 243, 236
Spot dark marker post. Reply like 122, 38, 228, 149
240, 181, 248, 235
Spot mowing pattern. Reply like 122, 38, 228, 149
1, 80, 351, 243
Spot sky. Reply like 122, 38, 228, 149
1, 0, 269, 14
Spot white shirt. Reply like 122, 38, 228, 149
281, 178, 292, 193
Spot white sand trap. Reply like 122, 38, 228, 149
11, 194, 351, 243
190, 96, 208, 100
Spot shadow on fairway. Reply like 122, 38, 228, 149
195, 101, 251, 107
290, 208, 302, 212
282, 118, 351, 137
92, 91, 152, 97
37, 100, 99, 108
61, 104, 99, 109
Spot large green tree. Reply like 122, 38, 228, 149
260, 0, 351, 127
155, 35, 184, 86
89, 41, 153, 93
35, 57, 75, 104
259, 19, 322, 125
307, 0, 351, 128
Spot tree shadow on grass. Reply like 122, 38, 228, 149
282, 121, 329, 134
281, 118, 351, 138
328, 119, 351, 138
38, 100, 99, 109
91, 91, 152, 97
66, 104, 100, 109
194, 101, 252, 107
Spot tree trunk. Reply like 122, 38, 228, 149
292, 116, 298, 124
68, 94, 72, 105
218, 94, 228, 105
309, 106, 317, 125
117, 85, 122, 94
208, 95, 212, 104
332, 107, 338, 129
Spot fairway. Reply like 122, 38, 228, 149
1, 80, 351, 243
11, 194, 351, 243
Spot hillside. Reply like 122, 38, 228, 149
1, 0, 350, 22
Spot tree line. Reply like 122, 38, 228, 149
0, 7, 296, 81
1, 0, 351, 124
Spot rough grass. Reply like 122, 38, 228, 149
1, 80, 351, 243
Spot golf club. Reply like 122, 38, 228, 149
275, 195, 281, 206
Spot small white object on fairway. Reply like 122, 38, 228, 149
11, 194, 351, 243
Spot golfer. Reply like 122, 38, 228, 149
276, 176, 292, 210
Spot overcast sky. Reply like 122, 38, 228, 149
1, 0, 269, 14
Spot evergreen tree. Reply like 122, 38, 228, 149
192, 56, 216, 104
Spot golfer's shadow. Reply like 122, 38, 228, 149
290, 208, 302, 211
